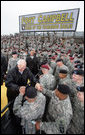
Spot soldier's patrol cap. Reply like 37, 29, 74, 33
72, 70, 84, 76
57, 84, 71, 94
25, 86, 37, 98
56, 59, 63, 63
76, 86, 84, 92
59, 69, 68, 74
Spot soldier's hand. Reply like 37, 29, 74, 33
35, 83, 43, 91
19, 86, 26, 95
35, 121, 40, 130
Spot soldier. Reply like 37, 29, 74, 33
49, 56, 56, 75
72, 69, 84, 87
66, 57, 74, 78
67, 86, 84, 134
78, 44, 84, 56
70, 69, 84, 104
39, 64, 57, 90
7, 51, 19, 72
39, 64, 57, 121
76, 86, 84, 104
58, 69, 72, 89
74, 63, 83, 70
67, 70, 84, 134
13, 86, 46, 134
35, 84, 73, 134
40, 59, 54, 75
26, 48, 39, 76
54, 59, 69, 82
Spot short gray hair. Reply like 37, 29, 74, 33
17, 59, 26, 66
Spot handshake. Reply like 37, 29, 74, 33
19, 83, 43, 95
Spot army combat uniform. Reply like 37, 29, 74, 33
67, 91, 84, 134
40, 89, 73, 134
67, 77, 84, 134
39, 73, 57, 90
54, 64, 69, 81
58, 75, 72, 89
7, 57, 19, 71
13, 91, 46, 134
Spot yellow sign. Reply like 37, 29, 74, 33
19, 8, 79, 32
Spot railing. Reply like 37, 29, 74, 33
1, 100, 14, 114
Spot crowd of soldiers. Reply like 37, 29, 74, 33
1, 32, 84, 134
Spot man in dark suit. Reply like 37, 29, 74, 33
26, 48, 39, 76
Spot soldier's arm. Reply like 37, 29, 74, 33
13, 93, 23, 118
40, 120, 61, 134
41, 88, 54, 98
40, 115, 72, 134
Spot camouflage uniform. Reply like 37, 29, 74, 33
48, 66, 54, 74
67, 79, 84, 134
7, 57, 19, 71
54, 64, 69, 82
62, 56, 70, 65
66, 61, 74, 78
67, 97, 84, 134
58, 75, 72, 89
67, 81, 84, 134
50, 61, 56, 75
40, 89, 73, 134
13, 92, 46, 134
39, 73, 57, 90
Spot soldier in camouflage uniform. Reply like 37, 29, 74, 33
66, 57, 74, 78
39, 64, 57, 90
69, 69, 84, 104
39, 64, 57, 122
54, 59, 69, 83
67, 70, 84, 134
13, 86, 46, 134
35, 84, 73, 134
7, 51, 19, 72
58, 69, 72, 89
67, 87, 84, 134
49, 56, 56, 75
77, 86, 84, 104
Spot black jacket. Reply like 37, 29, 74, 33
26, 55, 39, 75
5, 66, 38, 101
1, 54, 8, 85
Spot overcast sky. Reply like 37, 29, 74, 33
1, 1, 84, 35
